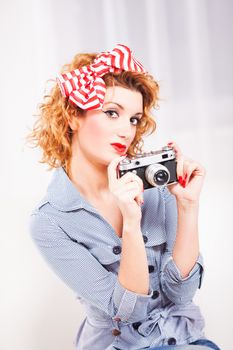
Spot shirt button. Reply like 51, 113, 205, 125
148, 265, 155, 273
112, 328, 121, 336
168, 337, 176, 345
152, 290, 160, 299
132, 321, 142, 330
143, 235, 148, 243
112, 246, 121, 255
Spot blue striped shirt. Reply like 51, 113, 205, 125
29, 167, 205, 350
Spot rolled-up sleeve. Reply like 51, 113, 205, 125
160, 187, 204, 304
29, 212, 152, 323
161, 252, 204, 304
113, 279, 153, 322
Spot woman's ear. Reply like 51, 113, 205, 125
68, 115, 79, 131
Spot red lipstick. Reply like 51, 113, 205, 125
111, 143, 127, 154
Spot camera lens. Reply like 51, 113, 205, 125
145, 164, 170, 187
154, 170, 169, 185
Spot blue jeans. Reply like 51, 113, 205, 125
190, 339, 220, 349
149, 338, 220, 350
114, 339, 220, 350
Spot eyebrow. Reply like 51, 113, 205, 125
103, 101, 143, 116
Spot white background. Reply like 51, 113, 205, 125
1, 0, 232, 349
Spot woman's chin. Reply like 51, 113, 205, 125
95, 152, 126, 167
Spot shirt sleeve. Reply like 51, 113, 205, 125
29, 212, 153, 323
160, 187, 204, 305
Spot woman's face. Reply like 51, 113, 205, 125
74, 86, 143, 165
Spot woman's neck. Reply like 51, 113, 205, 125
69, 152, 109, 200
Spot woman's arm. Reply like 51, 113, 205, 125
173, 201, 199, 277
119, 219, 150, 295
167, 142, 206, 278
29, 212, 152, 323
108, 156, 150, 296
160, 186, 204, 304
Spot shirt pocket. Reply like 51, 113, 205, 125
89, 245, 121, 273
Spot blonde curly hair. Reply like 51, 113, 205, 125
26, 52, 159, 177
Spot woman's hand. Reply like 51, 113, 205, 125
107, 156, 144, 222
167, 142, 206, 204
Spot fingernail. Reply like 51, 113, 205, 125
184, 173, 188, 180
167, 142, 173, 146
178, 176, 183, 184
182, 180, 186, 188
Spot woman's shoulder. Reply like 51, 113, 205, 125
31, 196, 49, 213
29, 195, 57, 234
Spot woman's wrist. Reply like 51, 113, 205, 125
176, 198, 199, 211
122, 217, 141, 234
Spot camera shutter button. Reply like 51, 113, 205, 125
122, 158, 130, 164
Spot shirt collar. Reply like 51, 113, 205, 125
46, 167, 93, 212
46, 168, 168, 246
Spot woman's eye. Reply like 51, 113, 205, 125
103, 110, 119, 118
130, 117, 141, 126
103, 110, 141, 126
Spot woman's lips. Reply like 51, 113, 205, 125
111, 143, 127, 154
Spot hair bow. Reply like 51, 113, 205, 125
56, 44, 146, 110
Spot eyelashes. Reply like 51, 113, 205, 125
130, 116, 141, 126
103, 110, 118, 118
103, 109, 141, 126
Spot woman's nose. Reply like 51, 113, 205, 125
116, 118, 133, 139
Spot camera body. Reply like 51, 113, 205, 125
118, 146, 177, 189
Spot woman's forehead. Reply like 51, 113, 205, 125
104, 86, 143, 111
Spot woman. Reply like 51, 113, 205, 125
28, 44, 220, 350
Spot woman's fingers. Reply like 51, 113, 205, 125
182, 160, 206, 187
167, 141, 184, 183
107, 156, 144, 205
118, 173, 144, 205
115, 181, 144, 205
117, 171, 144, 190
107, 155, 126, 187
108, 156, 143, 190
167, 141, 206, 201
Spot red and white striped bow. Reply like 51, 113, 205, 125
56, 44, 146, 110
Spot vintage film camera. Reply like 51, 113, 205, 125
118, 146, 177, 189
